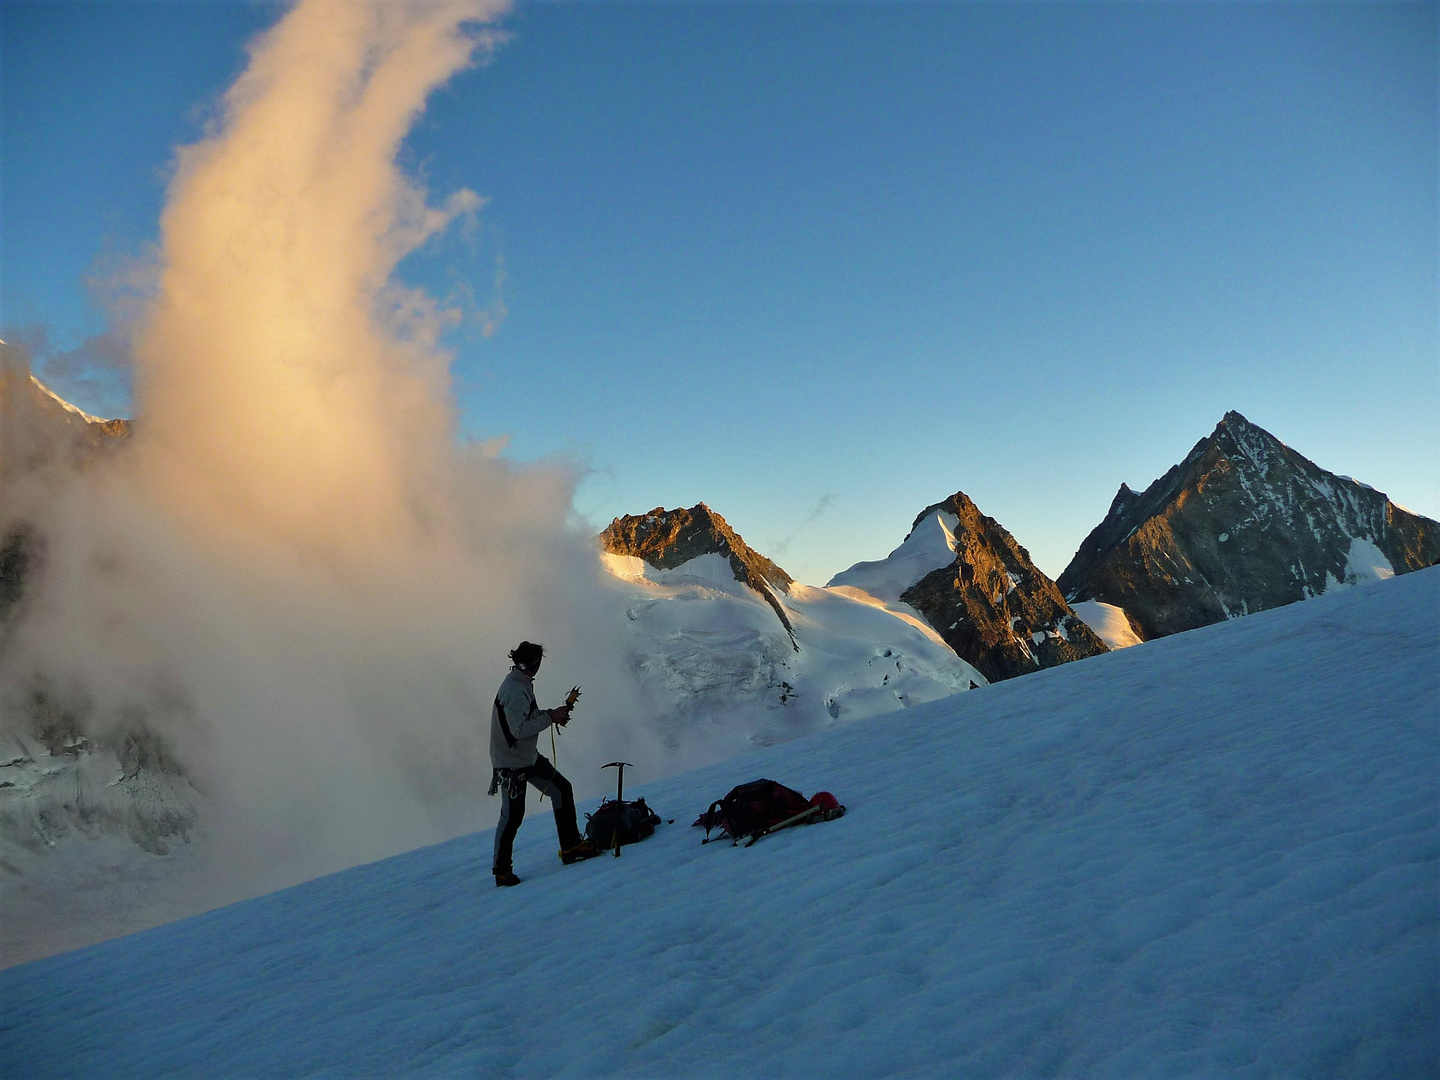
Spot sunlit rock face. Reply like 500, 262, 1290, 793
601, 503, 796, 637
884, 491, 1109, 683
1058, 411, 1440, 641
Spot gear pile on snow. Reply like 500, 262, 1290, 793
693, 779, 845, 847
584, 797, 662, 852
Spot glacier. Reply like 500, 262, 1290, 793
1, 568, 1434, 1078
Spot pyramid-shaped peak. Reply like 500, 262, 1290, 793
1058, 409, 1439, 641
1211, 410, 1286, 446
1104, 483, 1139, 516
1208, 410, 1291, 465
879, 487, 1109, 682
1201, 409, 1271, 445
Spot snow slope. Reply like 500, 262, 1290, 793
1070, 599, 1144, 649
826, 509, 960, 603
1337, 536, 1396, 588
0, 544, 983, 969
3, 569, 1435, 1079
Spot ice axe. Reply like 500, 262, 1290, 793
539, 687, 581, 806
601, 761, 632, 857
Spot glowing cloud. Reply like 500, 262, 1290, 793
0, 0, 656, 942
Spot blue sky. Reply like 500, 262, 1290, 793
3, 1, 1435, 584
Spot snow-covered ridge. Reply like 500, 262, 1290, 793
28, 375, 106, 425
7, 567, 1433, 1078
600, 551, 752, 595
825, 510, 959, 603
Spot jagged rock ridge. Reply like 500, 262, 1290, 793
1057, 411, 1440, 640
600, 504, 796, 639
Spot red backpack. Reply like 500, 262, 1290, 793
693, 779, 845, 845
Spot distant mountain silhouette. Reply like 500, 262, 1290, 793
1058, 411, 1439, 640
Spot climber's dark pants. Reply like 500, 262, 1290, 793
492, 755, 582, 873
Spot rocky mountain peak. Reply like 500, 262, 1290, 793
1058, 412, 1439, 639
601, 503, 791, 591
1211, 409, 1287, 466
833, 489, 1108, 683
600, 503, 795, 636
1218, 408, 1257, 430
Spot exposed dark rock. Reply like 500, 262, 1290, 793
0, 527, 35, 627
1058, 411, 1440, 640
600, 504, 796, 642
897, 491, 1109, 683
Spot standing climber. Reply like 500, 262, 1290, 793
489, 641, 600, 886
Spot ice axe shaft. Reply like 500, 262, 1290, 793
601, 761, 632, 857
743, 805, 820, 847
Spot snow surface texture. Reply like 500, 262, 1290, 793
1069, 600, 1143, 650
602, 550, 985, 760
3, 570, 1436, 1079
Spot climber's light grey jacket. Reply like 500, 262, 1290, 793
490, 667, 560, 769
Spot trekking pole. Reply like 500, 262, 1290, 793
601, 761, 632, 857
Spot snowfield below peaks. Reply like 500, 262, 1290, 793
602, 550, 984, 761
1337, 535, 1396, 588
1069, 599, 1143, 649
826, 509, 960, 603
4, 568, 1434, 1079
